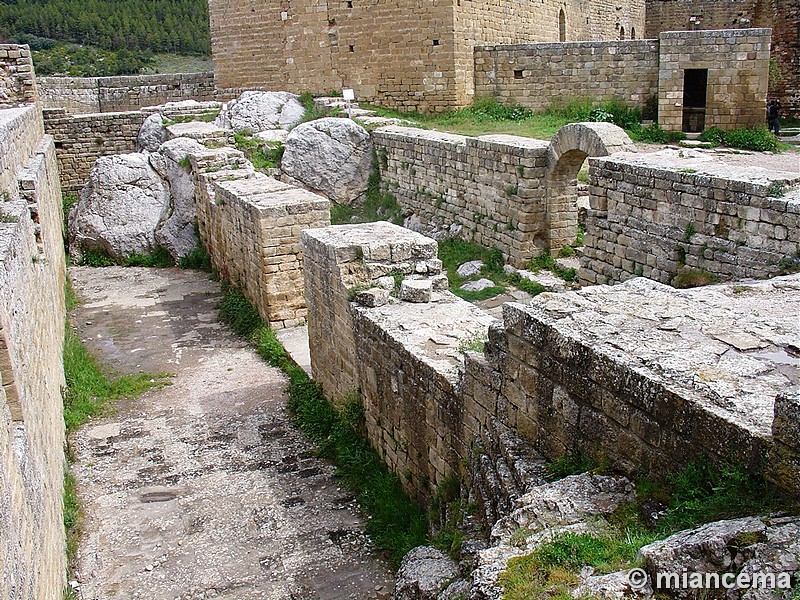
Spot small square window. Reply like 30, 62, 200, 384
433, 39, 440, 46
349, 45, 355, 52
346, 1, 353, 7
513, 69, 524, 79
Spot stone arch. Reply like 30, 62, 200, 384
544, 122, 636, 255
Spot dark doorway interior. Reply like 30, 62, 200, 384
682, 69, 708, 133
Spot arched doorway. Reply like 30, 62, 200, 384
559, 9, 566, 42
545, 123, 636, 256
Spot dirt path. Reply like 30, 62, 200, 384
68, 266, 393, 600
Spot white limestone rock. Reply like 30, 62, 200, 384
457, 261, 484, 278
392, 546, 460, 600
399, 278, 433, 303
69, 153, 170, 261
223, 91, 305, 134
137, 113, 167, 152
461, 278, 495, 292
254, 129, 289, 144
151, 137, 206, 260
282, 117, 373, 206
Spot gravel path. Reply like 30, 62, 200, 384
68, 266, 393, 600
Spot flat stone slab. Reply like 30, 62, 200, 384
166, 121, 230, 145
507, 275, 800, 436
302, 221, 438, 262
355, 292, 497, 382
68, 266, 392, 599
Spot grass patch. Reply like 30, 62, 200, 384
699, 127, 779, 152
545, 450, 600, 481
501, 460, 796, 599
219, 286, 428, 564
296, 92, 341, 126
628, 124, 686, 144
671, 268, 719, 289
329, 157, 403, 225
78, 247, 175, 268
528, 253, 577, 282
179, 240, 213, 272
233, 132, 284, 170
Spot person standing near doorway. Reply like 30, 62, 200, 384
767, 98, 781, 135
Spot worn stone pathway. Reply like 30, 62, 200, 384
68, 266, 392, 600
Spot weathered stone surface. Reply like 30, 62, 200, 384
222, 91, 305, 134
255, 129, 288, 144
392, 546, 459, 600
461, 278, 495, 292
150, 137, 206, 260
400, 278, 433, 303
165, 121, 229, 147
282, 117, 373, 205
136, 113, 166, 152
457, 260, 484, 278
355, 287, 390, 308
69, 153, 170, 260
572, 570, 653, 599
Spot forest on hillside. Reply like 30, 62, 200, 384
0, 0, 210, 56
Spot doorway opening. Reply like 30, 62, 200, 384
682, 69, 708, 133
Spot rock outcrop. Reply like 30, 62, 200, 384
137, 113, 166, 152
282, 117, 373, 206
393, 546, 460, 600
68, 153, 170, 261
221, 91, 305, 134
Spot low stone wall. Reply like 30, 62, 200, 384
43, 108, 146, 192
373, 123, 635, 266
0, 44, 37, 106
580, 149, 800, 285
37, 72, 218, 114
0, 118, 68, 597
0, 105, 44, 197
474, 40, 660, 112
191, 149, 330, 329
303, 222, 800, 503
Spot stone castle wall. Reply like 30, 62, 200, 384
42, 108, 146, 193
646, 0, 800, 119
0, 44, 37, 106
372, 127, 552, 265
580, 150, 800, 286
0, 47, 67, 600
474, 40, 660, 112
189, 147, 330, 329
37, 72, 219, 115
209, 0, 645, 112
657, 29, 772, 131
302, 222, 800, 501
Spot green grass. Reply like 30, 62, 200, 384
527, 253, 577, 283
545, 450, 600, 481
179, 242, 213, 272
671, 268, 719, 289
78, 247, 175, 268
329, 157, 403, 226
699, 127, 779, 152
500, 460, 796, 599
232, 132, 284, 170
218, 286, 428, 564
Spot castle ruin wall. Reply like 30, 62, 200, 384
474, 40, 660, 113
0, 47, 68, 600
37, 72, 221, 115
580, 150, 800, 286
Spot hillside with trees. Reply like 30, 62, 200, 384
0, 0, 210, 76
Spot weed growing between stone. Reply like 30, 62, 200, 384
77, 246, 175, 268
437, 239, 508, 301
62, 278, 171, 596
179, 242, 213, 272
232, 132, 284, 170
500, 460, 796, 599
527, 253, 577, 283
329, 158, 403, 226
218, 285, 428, 564
671, 267, 720, 289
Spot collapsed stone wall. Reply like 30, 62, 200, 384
37, 72, 220, 114
303, 222, 800, 502
209, 0, 644, 112
474, 40, 660, 112
646, 0, 799, 119
580, 149, 800, 286
43, 108, 146, 193
0, 48, 68, 600
658, 29, 772, 132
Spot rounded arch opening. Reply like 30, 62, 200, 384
619, 26, 625, 40
631, 26, 636, 39
559, 9, 566, 42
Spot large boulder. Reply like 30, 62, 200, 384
281, 117, 373, 205
149, 137, 206, 260
137, 113, 167, 152
222, 91, 305, 134
68, 153, 170, 261
393, 546, 460, 600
